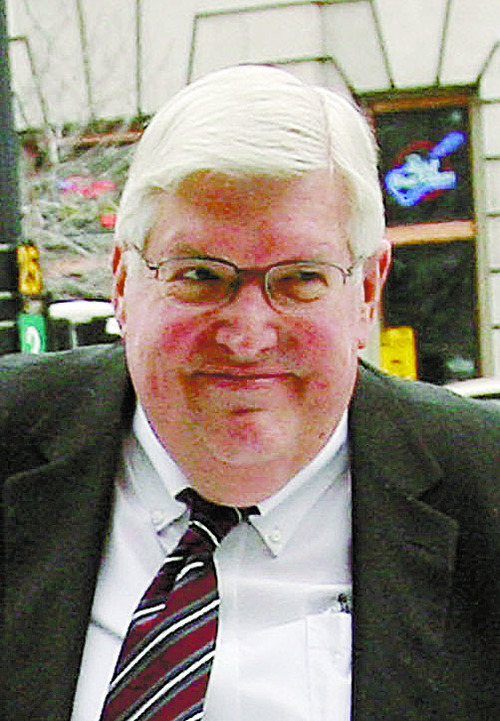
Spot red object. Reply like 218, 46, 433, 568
100, 214, 116, 229
59, 176, 117, 198
87, 179, 116, 198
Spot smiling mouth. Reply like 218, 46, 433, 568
194, 372, 286, 387
189, 372, 294, 416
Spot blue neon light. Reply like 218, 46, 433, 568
384, 131, 466, 207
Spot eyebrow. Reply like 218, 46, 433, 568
148, 235, 348, 266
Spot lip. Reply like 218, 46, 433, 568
192, 371, 290, 389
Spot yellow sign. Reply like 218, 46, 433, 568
17, 245, 43, 296
380, 326, 417, 380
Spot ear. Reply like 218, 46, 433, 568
111, 243, 127, 330
357, 239, 392, 349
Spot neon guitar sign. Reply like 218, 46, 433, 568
384, 131, 466, 207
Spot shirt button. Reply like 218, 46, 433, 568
151, 510, 166, 526
269, 527, 281, 544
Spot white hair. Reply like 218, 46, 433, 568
116, 64, 385, 261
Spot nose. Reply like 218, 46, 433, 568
214, 282, 279, 359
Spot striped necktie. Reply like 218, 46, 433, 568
100, 488, 257, 721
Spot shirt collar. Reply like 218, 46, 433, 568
130, 403, 190, 531
132, 402, 349, 556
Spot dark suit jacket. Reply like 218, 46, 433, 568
1, 343, 498, 720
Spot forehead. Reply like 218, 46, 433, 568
146, 170, 351, 262
176, 172, 300, 216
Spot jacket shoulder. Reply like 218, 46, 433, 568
353, 362, 499, 490
356, 361, 499, 437
0, 342, 126, 411
0, 343, 130, 477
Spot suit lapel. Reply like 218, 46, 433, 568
3, 346, 132, 721
349, 367, 462, 720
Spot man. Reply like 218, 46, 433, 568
1, 65, 498, 721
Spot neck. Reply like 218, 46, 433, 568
176, 457, 299, 506
160, 424, 339, 506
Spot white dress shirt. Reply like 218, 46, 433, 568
71, 405, 352, 721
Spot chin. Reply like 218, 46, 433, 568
201, 412, 297, 467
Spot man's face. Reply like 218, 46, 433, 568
114, 170, 389, 503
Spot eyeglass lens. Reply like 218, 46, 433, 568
151, 257, 346, 308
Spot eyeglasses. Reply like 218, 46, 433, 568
134, 249, 359, 312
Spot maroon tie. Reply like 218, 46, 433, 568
99, 489, 257, 721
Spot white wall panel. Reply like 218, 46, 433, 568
440, 0, 500, 85
139, 0, 190, 115
191, 5, 321, 80
481, 104, 500, 157
490, 273, 500, 325
322, 1, 390, 91
8, 0, 88, 127
374, 0, 446, 87
191, 13, 249, 79
248, 4, 321, 61
83, 0, 137, 120
486, 217, 500, 268
277, 59, 351, 97
8, 38, 46, 129
485, 160, 500, 213
493, 328, 500, 375
479, 43, 500, 100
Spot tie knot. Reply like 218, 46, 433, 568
177, 488, 258, 551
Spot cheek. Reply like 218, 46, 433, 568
123, 291, 210, 369
290, 310, 362, 410
295, 312, 360, 368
